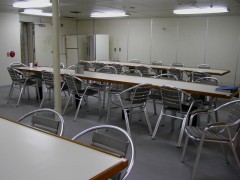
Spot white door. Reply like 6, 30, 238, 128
34, 23, 53, 66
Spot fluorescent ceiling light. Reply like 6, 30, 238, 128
173, 7, 228, 14
13, 0, 51, 8
91, 12, 129, 18
21, 9, 52, 17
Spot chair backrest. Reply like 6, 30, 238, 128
78, 61, 94, 71
129, 59, 140, 64
94, 62, 105, 71
190, 71, 210, 82
110, 58, 120, 62
111, 64, 126, 74
122, 69, 142, 76
135, 66, 156, 77
197, 64, 210, 69
7, 67, 25, 83
72, 125, 135, 180
194, 77, 221, 85
10, 62, 27, 68
67, 64, 76, 70
17, 108, 64, 136
154, 73, 178, 80
167, 68, 183, 80
170, 62, 184, 67
97, 66, 117, 74
209, 100, 240, 143
64, 74, 85, 95
152, 60, 163, 66
120, 83, 151, 105
42, 71, 54, 89
160, 85, 193, 112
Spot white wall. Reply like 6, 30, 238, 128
77, 15, 240, 86
19, 15, 77, 67
0, 12, 21, 85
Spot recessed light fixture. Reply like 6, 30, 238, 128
91, 11, 129, 18
173, 7, 229, 14
20, 9, 52, 17
13, 0, 52, 8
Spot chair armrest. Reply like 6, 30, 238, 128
188, 109, 212, 126
205, 122, 226, 129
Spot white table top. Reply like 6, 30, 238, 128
93, 61, 230, 76
18, 66, 237, 99
0, 117, 127, 180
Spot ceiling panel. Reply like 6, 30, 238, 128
0, 0, 239, 19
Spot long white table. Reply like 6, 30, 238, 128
18, 66, 238, 99
92, 60, 230, 76
0, 117, 128, 180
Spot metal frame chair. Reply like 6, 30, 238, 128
122, 69, 142, 76
94, 62, 105, 71
193, 77, 221, 123
111, 64, 127, 74
72, 124, 135, 180
152, 60, 163, 65
151, 85, 200, 147
62, 73, 101, 121
181, 99, 240, 180
135, 66, 156, 77
129, 59, 141, 64
7, 67, 40, 107
78, 61, 95, 71
17, 108, 64, 136
167, 68, 183, 80
150, 74, 179, 115
197, 64, 210, 69
40, 71, 68, 108
94, 65, 118, 108
187, 71, 211, 82
67, 64, 76, 70
170, 62, 184, 67
10, 62, 27, 68
107, 83, 153, 136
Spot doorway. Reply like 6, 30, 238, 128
20, 22, 35, 65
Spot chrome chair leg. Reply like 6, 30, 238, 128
192, 138, 204, 180
152, 110, 163, 139
7, 84, 14, 104
62, 94, 73, 115
106, 94, 112, 124
17, 86, 25, 107
74, 96, 84, 121
143, 107, 153, 135
177, 116, 188, 147
123, 108, 131, 136
39, 90, 48, 108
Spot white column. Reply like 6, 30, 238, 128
52, 0, 61, 113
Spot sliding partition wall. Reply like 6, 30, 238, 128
77, 16, 240, 85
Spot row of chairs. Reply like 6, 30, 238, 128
7, 63, 240, 179
17, 108, 134, 180
129, 59, 210, 68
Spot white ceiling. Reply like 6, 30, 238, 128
1, 0, 240, 19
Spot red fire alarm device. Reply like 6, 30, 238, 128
9, 51, 15, 58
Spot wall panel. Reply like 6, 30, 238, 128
206, 16, 240, 85
177, 17, 206, 67
151, 18, 178, 65
0, 13, 21, 84
128, 19, 151, 64
108, 19, 128, 62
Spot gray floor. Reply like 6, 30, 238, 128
0, 85, 239, 180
